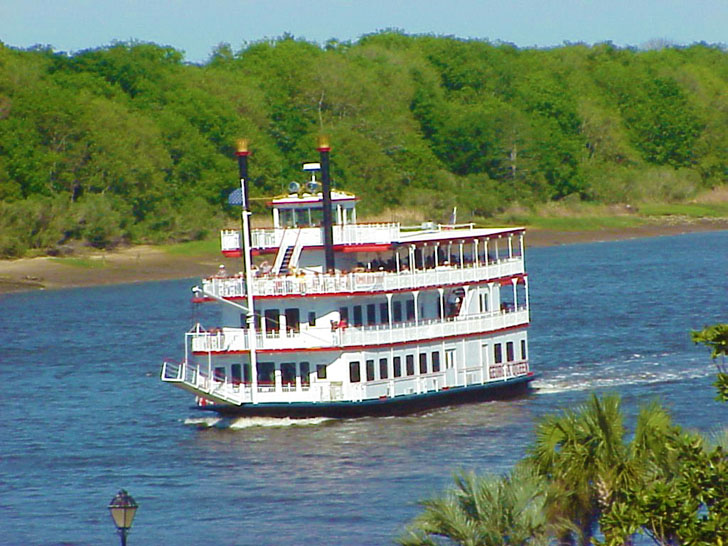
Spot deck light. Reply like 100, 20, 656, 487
108, 489, 138, 546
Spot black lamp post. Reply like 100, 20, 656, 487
108, 490, 138, 546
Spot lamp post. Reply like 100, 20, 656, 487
108, 489, 138, 546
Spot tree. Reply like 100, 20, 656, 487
528, 393, 638, 545
398, 464, 556, 546
691, 324, 728, 402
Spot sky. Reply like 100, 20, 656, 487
1, 0, 726, 63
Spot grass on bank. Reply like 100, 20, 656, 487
48, 257, 108, 269
638, 202, 728, 218
159, 238, 221, 257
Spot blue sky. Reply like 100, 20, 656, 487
2, 0, 726, 63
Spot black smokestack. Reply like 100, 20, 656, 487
317, 136, 335, 273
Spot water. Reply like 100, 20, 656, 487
1, 231, 726, 545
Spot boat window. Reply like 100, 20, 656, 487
406, 355, 415, 376
243, 363, 251, 384
521, 339, 527, 360
393, 356, 402, 377
231, 364, 242, 385
367, 304, 376, 326
300, 362, 310, 386
339, 307, 349, 324
316, 364, 327, 380
445, 349, 456, 370
406, 300, 415, 321
431, 351, 440, 372
280, 209, 294, 228
393, 301, 402, 322
379, 302, 388, 324
258, 362, 275, 386
264, 309, 279, 333
419, 353, 428, 374
281, 362, 296, 388
494, 344, 503, 364
349, 361, 361, 383
353, 306, 363, 327
366, 359, 375, 381
294, 208, 308, 227
506, 342, 514, 362
308, 312, 316, 327
480, 292, 489, 313
310, 208, 323, 226
214, 367, 226, 382
379, 358, 388, 379
285, 308, 300, 333
240, 313, 246, 328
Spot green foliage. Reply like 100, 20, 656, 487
692, 324, 728, 402
401, 393, 728, 545
398, 465, 555, 545
691, 324, 728, 360
1, 37, 727, 257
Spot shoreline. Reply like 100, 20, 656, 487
1, 219, 726, 294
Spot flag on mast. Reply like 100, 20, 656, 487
449, 206, 457, 225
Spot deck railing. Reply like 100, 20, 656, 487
189, 308, 529, 353
222, 222, 401, 253
202, 258, 524, 299
160, 360, 250, 405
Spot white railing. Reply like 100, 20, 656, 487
160, 360, 250, 405
189, 308, 529, 353
339, 309, 529, 347
223, 223, 402, 253
161, 358, 531, 406
202, 259, 524, 299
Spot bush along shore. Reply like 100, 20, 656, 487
0, 35, 727, 258
1, 218, 727, 293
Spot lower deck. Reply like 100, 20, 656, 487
162, 329, 530, 409
195, 373, 535, 418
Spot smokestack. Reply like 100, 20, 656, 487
317, 135, 335, 273
236, 138, 250, 210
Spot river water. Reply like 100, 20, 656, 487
1, 231, 726, 545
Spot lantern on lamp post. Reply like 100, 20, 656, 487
108, 489, 138, 546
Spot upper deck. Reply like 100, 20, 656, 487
205, 225, 525, 300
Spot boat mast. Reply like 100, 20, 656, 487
236, 139, 258, 404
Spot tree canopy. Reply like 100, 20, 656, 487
0, 35, 726, 256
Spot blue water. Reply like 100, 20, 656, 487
1, 231, 726, 545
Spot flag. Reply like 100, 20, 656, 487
449, 206, 457, 225
228, 188, 243, 206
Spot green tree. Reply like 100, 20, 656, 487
692, 324, 728, 402
398, 464, 556, 546
528, 393, 637, 545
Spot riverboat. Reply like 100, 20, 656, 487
160, 138, 535, 417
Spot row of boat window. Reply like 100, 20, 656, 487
249, 294, 468, 334
349, 351, 443, 383
213, 339, 526, 386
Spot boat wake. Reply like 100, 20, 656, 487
184, 415, 333, 429
533, 362, 713, 395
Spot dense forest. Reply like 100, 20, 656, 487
0, 33, 726, 257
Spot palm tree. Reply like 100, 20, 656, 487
528, 393, 638, 545
397, 464, 557, 545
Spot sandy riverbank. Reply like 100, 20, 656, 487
1, 218, 726, 294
